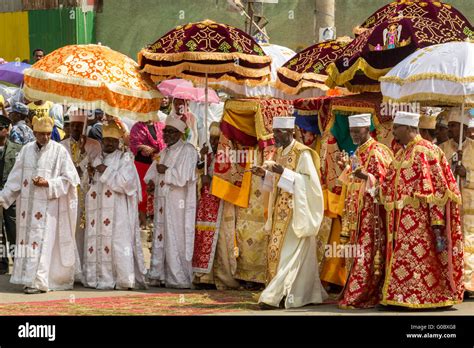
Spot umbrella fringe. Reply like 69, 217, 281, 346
383, 93, 474, 107
24, 68, 162, 100
380, 73, 474, 86
139, 50, 272, 65
141, 61, 271, 79
274, 78, 329, 96
325, 57, 392, 88
23, 86, 160, 122
277, 66, 328, 84
149, 72, 271, 87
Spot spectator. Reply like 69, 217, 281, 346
32, 48, 45, 62
9, 103, 35, 145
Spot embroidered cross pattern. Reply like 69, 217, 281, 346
157, 234, 163, 242
32, 242, 38, 250
21, 211, 25, 219
91, 191, 97, 199
105, 190, 112, 198
23, 179, 28, 187
190, 26, 225, 51
103, 218, 111, 226
160, 181, 165, 188
35, 212, 43, 220
20, 240, 24, 245
159, 207, 163, 214
91, 219, 95, 227
104, 246, 110, 254
88, 246, 94, 254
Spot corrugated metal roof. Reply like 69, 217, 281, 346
0, 0, 23, 13
22, 0, 81, 11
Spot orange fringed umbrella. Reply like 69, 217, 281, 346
23, 44, 162, 121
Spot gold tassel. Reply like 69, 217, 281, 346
373, 250, 382, 276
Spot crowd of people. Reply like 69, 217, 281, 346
0, 48, 473, 312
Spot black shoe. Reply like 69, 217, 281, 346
0, 268, 8, 275
258, 302, 277, 310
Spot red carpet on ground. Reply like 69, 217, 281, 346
0, 291, 261, 316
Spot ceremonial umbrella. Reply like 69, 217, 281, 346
158, 79, 220, 103
138, 19, 272, 173
275, 37, 352, 96
380, 41, 474, 166
325, 1, 473, 93
209, 43, 296, 98
358, 0, 472, 30
0, 62, 31, 86
157, 78, 193, 95
23, 44, 162, 121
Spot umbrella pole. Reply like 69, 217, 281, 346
204, 72, 209, 176
457, 101, 465, 187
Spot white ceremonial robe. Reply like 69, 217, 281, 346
61, 137, 102, 269
145, 139, 197, 288
259, 140, 328, 308
83, 149, 147, 290
0, 141, 80, 291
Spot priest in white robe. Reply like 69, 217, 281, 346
0, 116, 80, 294
82, 120, 147, 290
252, 116, 327, 309
61, 109, 102, 268
145, 115, 197, 289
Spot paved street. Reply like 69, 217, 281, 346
1, 234, 473, 316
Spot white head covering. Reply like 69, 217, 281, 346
348, 114, 371, 128
165, 115, 186, 133
393, 111, 420, 127
447, 107, 470, 126
49, 104, 64, 129
273, 116, 295, 129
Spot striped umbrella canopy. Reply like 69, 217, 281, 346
24, 44, 162, 121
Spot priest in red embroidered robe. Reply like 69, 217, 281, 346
337, 114, 393, 309
82, 120, 147, 290
381, 111, 464, 309
0, 116, 80, 294
252, 116, 327, 309
145, 115, 198, 289
192, 122, 240, 289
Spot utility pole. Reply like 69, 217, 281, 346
314, 0, 335, 43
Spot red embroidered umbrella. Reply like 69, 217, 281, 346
138, 19, 272, 173
326, 1, 473, 92
359, 0, 473, 30
275, 37, 352, 96
138, 19, 272, 85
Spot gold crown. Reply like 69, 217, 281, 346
418, 114, 437, 129
32, 116, 54, 132
419, 107, 443, 130
103, 120, 125, 139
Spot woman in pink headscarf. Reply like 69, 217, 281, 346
130, 118, 166, 228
